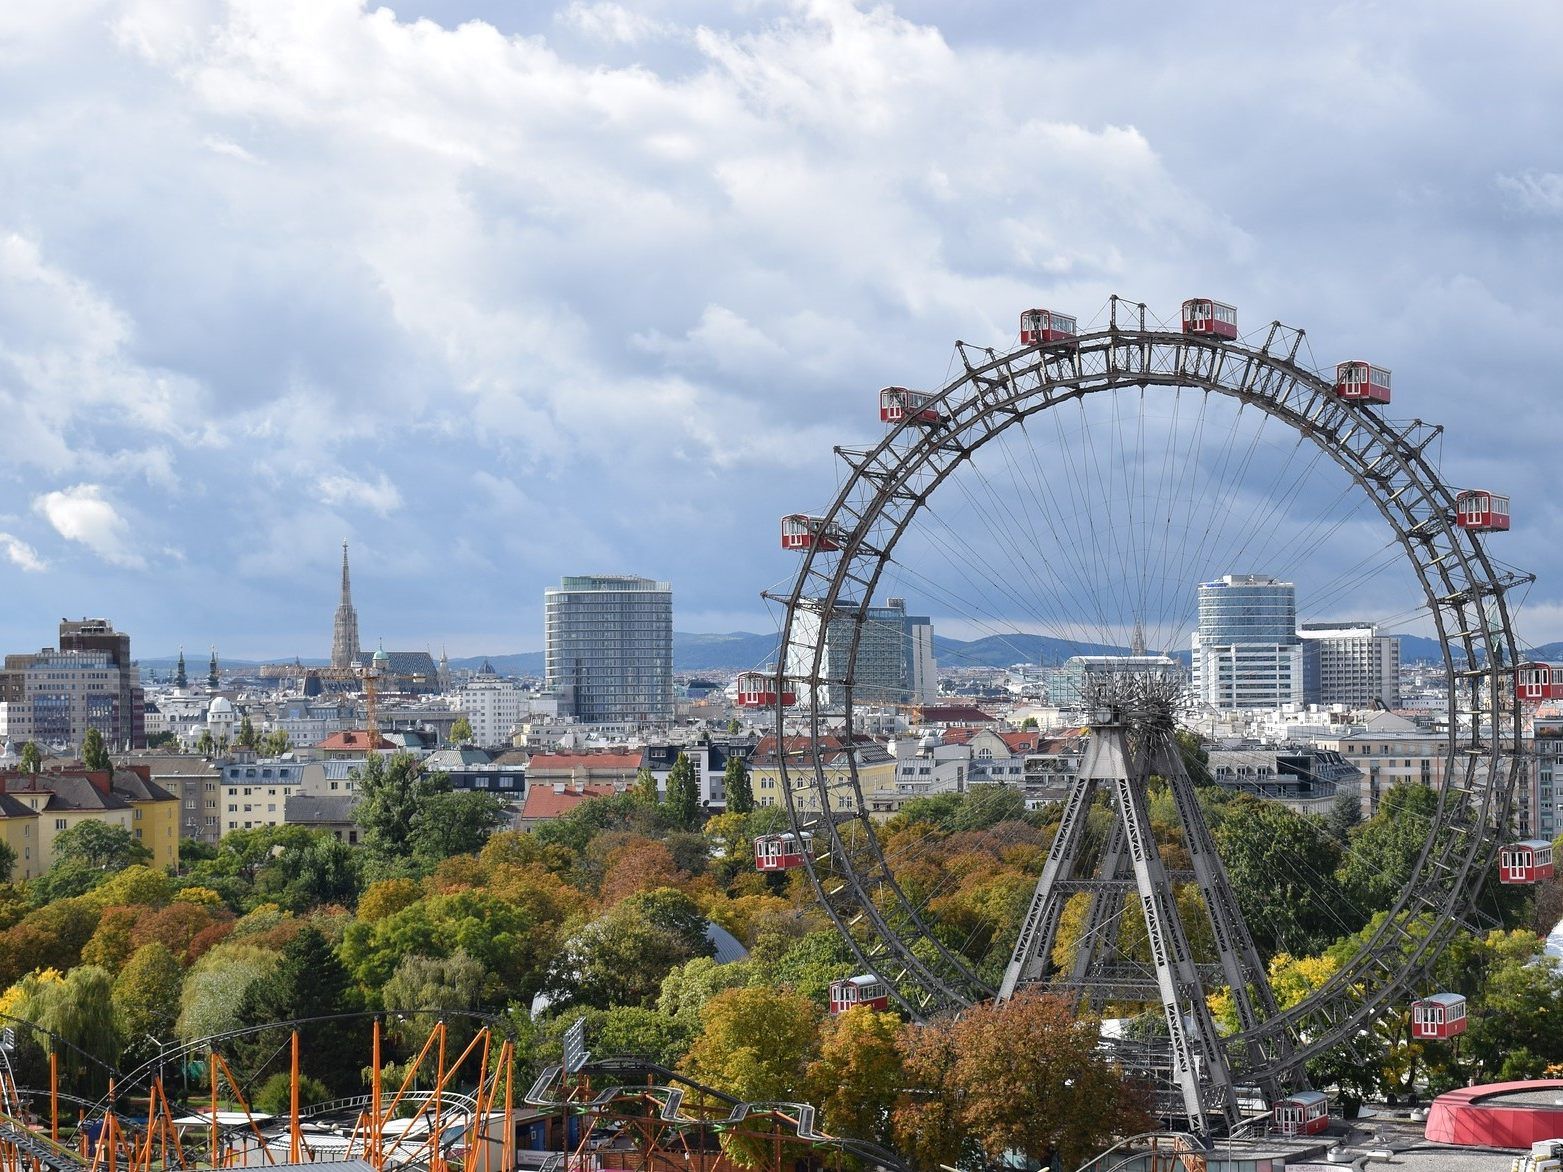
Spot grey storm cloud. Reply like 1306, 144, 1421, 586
0, 0, 1559, 657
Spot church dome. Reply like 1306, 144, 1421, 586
207, 696, 235, 717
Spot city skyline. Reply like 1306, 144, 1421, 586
2, 2, 1561, 655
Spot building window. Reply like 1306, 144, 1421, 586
55, 818, 67, 831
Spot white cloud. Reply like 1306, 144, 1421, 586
0, 533, 46, 573
316, 474, 403, 516
556, 2, 666, 45
32, 485, 145, 569
1497, 171, 1563, 216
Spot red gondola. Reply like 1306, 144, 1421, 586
1455, 491, 1509, 532
1410, 993, 1467, 1040
1516, 664, 1563, 704
781, 514, 841, 551
1334, 361, 1392, 405
1499, 839, 1555, 885
828, 974, 891, 1015
754, 832, 808, 872
735, 671, 796, 708
1019, 308, 1078, 346
1273, 1090, 1330, 1137
1181, 298, 1239, 340
880, 387, 943, 425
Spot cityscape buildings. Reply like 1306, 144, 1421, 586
1300, 622, 1401, 709
545, 575, 674, 723
0, 619, 146, 749
1191, 574, 1303, 710
788, 596, 938, 709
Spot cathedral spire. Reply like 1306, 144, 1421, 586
332, 541, 362, 669
1130, 620, 1146, 657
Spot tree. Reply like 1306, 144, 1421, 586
1211, 794, 1349, 955
805, 1007, 904, 1144
19, 741, 41, 775
630, 766, 660, 806
11, 965, 120, 1096
1325, 791, 1364, 843
1338, 783, 1440, 914
682, 986, 820, 1102
382, 950, 489, 1047
175, 944, 277, 1041
235, 717, 258, 750
264, 833, 361, 910
52, 821, 152, 872
354, 752, 452, 858
541, 888, 715, 1010
592, 1005, 694, 1068
232, 926, 362, 1092
949, 783, 1027, 831
723, 756, 753, 815
1018, 715, 1040, 732
664, 753, 701, 829
409, 791, 510, 863
112, 942, 184, 1058
0, 841, 14, 884
81, 727, 112, 772
450, 716, 474, 745
260, 729, 291, 756
896, 992, 1151, 1170
254, 1072, 330, 1115
195, 730, 215, 757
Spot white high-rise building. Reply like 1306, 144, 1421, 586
459, 677, 529, 748
1191, 574, 1303, 710
1299, 622, 1400, 709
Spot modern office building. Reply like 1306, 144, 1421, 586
1191, 574, 1303, 710
787, 597, 937, 709
0, 619, 146, 749
545, 575, 674, 723
1299, 622, 1400, 709
1048, 654, 1185, 708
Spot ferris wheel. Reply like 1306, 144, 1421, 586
755, 294, 1534, 1133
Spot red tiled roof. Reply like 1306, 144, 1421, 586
520, 784, 617, 820
912, 706, 997, 724
316, 730, 398, 751
995, 731, 1038, 753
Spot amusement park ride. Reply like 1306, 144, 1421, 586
753, 293, 1548, 1142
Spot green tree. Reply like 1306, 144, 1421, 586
264, 833, 361, 910
1338, 783, 1440, 913
0, 841, 14, 884
1018, 716, 1039, 732
195, 730, 215, 757
232, 926, 362, 1093
175, 944, 278, 1041
722, 756, 753, 816
0, 898, 102, 986
260, 729, 291, 756
112, 942, 185, 1059
382, 950, 489, 1047
592, 1005, 695, 1067
354, 752, 451, 858
630, 766, 660, 806
664, 753, 701, 829
81, 727, 112, 772
409, 791, 510, 863
682, 986, 820, 1102
19, 741, 42, 775
235, 717, 258, 750
52, 820, 151, 872
949, 783, 1027, 831
450, 716, 474, 745
1325, 791, 1364, 843
253, 1072, 330, 1115
12, 965, 121, 1096
542, 888, 715, 1010
1211, 794, 1350, 955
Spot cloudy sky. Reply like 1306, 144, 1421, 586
1, 0, 1560, 659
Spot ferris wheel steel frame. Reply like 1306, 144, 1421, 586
770, 294, 1528, 1104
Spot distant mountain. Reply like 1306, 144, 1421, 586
448, 652, 545, 675
932, 633, 1127, 668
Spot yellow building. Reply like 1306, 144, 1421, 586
748, 734, 896, 818
0, 788, 42, 881
2, 771, 135, 874
112, 767, 181, 871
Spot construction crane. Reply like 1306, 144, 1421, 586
257, 648, 389, 740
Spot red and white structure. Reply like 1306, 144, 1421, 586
1515, 664, 1563, 704
1019, 308, 1078, 346
828, 974, 891, 1015
880, 386, 944, 425
1411, 993, 1468, 1040
1334, 361, 1392, 405
1455, 490, 1510, 532
1499, 839, 1555, 885
735, 671, 797, 709
754, 832, 808, 872
1180, 298, 1239, 340
1272, 1090, 1330, 1137
780, 514, 842, 551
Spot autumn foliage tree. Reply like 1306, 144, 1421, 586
895, 993, 1150, 1170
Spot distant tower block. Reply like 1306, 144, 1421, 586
332, 541, 362, 670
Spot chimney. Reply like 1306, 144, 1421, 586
87, 769, 112, 796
